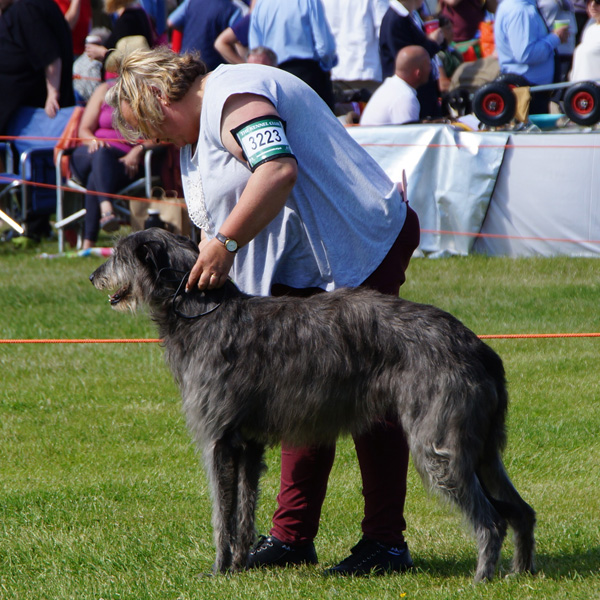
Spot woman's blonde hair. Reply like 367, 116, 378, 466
105, 47, 207, 142
104, 0, 136, 15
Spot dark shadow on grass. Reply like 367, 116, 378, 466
535, 547, 600, 580
408, 546, 600, 581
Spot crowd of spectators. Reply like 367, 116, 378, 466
2, 0, 598, 136
1, 0, 598, 240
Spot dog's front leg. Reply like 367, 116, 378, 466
207, 436, 241, 573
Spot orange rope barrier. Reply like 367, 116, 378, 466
1, 333, 599, 344
0, 176, 596, 244
3, 134, 600, 151
0, 174, 186, 207
0, 134, 149, 144
0, 338, 161, 344
359, 141, 599, 150
72, 74, 102, 82
421, 228, 600, 245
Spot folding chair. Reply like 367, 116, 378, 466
54, 145, 164, 253
0, 107, 76, 237
0, 141, 21, 234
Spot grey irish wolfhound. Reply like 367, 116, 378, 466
89, 228, 536, 582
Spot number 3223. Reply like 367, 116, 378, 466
247, 128, 282, 150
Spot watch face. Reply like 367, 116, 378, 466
225, 239, 238, 252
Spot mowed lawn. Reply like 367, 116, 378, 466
1, 244, 599, 600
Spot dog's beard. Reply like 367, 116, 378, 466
92, 271, 137, 313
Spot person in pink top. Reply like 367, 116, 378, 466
69, 79, 148, 248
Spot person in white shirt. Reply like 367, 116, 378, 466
360, 45, 431, 125
570, 0, 600, 81
321, 0, 389, 92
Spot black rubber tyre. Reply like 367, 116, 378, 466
473, 82, 516, 127
563, 82, 600, 126
495, 73, 531, 89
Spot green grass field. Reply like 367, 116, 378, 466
1, 242, 599, 599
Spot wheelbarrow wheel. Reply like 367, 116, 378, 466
495, 73, 531, 89
564, 82, 600, 126
473, 82, 516, 127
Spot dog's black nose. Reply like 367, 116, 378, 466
89, 273, 95, 283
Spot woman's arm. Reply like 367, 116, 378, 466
44, 58, 62, 118
63, 0, 82, 29
78, 82, 108, 146
187, 93, 298, 291
214, 27, 247, 64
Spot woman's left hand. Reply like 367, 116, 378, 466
187, 238, 235, 291
119, 147, 142, 178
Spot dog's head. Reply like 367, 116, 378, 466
89, 228, 199, 313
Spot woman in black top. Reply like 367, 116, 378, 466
0, 0, 74, 133
85, 0, 154, 64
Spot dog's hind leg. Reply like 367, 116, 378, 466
206, 435, 242, 573
477, 454, 536, 575
232, 439, 266, 571
414, 446, 506, 582
466, 477, 507, 583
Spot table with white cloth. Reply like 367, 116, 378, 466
346, 124, 600, 257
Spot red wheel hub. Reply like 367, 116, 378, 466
571, 91, 595, 115
483, 93, 505, 117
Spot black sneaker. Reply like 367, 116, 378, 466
324, 537, 414, 576
247, 535, 318, 568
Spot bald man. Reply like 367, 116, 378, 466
360, 45, 431, 125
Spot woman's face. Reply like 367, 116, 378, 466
120, 98, 198, 148
588, 0, 600, 21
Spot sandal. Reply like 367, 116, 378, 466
100, 212, 120, 232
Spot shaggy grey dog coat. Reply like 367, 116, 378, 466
90, 228, 536, 582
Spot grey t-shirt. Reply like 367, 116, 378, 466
180, 63, 406, 296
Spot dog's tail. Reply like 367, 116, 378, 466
479, 341, 509, 455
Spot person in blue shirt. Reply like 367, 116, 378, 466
167, 0, 243, 70
249, 0, 338, 109
495, 0, 570, 112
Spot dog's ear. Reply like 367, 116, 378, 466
133, 234, 167, 276
128, 229, 198, 276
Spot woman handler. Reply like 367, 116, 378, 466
107, 47, 420, 575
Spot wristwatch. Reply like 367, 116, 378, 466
215, 232, 238, 253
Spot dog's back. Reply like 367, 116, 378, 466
170, 286, 507, 453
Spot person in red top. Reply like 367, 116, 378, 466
54, 0, 92, 56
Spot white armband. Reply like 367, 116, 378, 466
231, 115, 296, 172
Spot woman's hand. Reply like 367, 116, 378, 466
427, 28, 445, 45
187, 238, 235, 291
119, 145, 144, 178
44, 90, 60, 118
85, 43, 107, 61
86, 138, 107, 153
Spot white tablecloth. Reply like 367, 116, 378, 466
347, 123, 600, 257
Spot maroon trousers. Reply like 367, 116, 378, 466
269, 205, 420, 546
